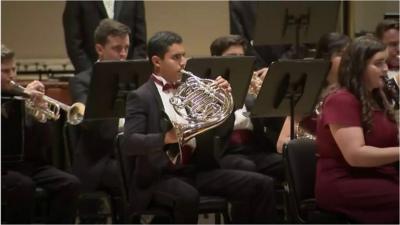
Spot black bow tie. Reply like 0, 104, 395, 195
152, 75, 181, 91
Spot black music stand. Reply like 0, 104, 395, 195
253, 1, 340, 58
84, 59, 151, 120
1, 97, 25, 165
183, 56, 255, 168
250, 59, 330, 139
185, 56, 256, 110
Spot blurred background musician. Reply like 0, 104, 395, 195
63, 0, 147, 73
1, 44, 80, 224
68, 18, 129, 223
375, 20, 400, 119
123, 31, 277, 223
375, 19, 399, 81
276, 33, 351, 153
229, 1, 291, 69
315, 36, 399, 224
210, 34, 284, 183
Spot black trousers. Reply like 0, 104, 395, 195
220, 151, 284, 182
2, 164, 80, 224
71, 120, 126, 222
150, 169, 276, 224
1, 170, 35, 224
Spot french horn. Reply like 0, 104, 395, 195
167, 69, 234, 164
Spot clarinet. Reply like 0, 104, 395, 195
382, 75, 399, 110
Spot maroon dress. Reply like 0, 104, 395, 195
315, 89, 399, 223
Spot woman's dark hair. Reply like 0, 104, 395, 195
147, 31, 183, 66
315, 32, 350, 60
338, 36, 394, 132
209, 35, 247, 56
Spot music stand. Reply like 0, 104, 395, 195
1, 97, 25, 165
250, 59, 330, 139
185, 56, 256, 110
253, 1, 340, 58
84, 59, 152, 120
180, 56, 254, 168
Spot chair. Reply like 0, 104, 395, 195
283, 138, 349, 224
198, 195, 231, 224
114, 132, 231, 224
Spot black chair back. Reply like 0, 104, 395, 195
284, 138, 350, 224
285, 138, 317, 205
284, 138, 318, 223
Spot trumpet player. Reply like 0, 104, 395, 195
210, 35, 285, 183
1, 44, 80, 223
124, 31, 277, 223
1, 46, 44, 105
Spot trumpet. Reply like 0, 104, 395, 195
9, 80, 85, 125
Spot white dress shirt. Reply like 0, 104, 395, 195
387, 69, 399, 80
234, 105, 254, 131
103, 0, 115, 19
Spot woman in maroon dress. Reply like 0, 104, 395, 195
315, 36, 399, 223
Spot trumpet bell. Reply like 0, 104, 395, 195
67, 102, 85, 125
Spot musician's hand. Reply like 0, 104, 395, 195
25, 80, 45, 105
249, 67, 268, 96
254, 67, 268, 80
164, 128, 178, 144
215, 76, 232, 92
276, 136, 290, 154
26, 80, 45, 93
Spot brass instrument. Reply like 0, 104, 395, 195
296, 121, 316, 140
9, 80, 85, 125
296, 101, 323, 140
248, 69, 267, 97
168, 69, 234, 164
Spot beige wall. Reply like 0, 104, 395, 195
1, 1, 399, 63
145, 1, 229, 57
1, 1, 229, 62
2, 1, 67, 59
352, 1, 399, 34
